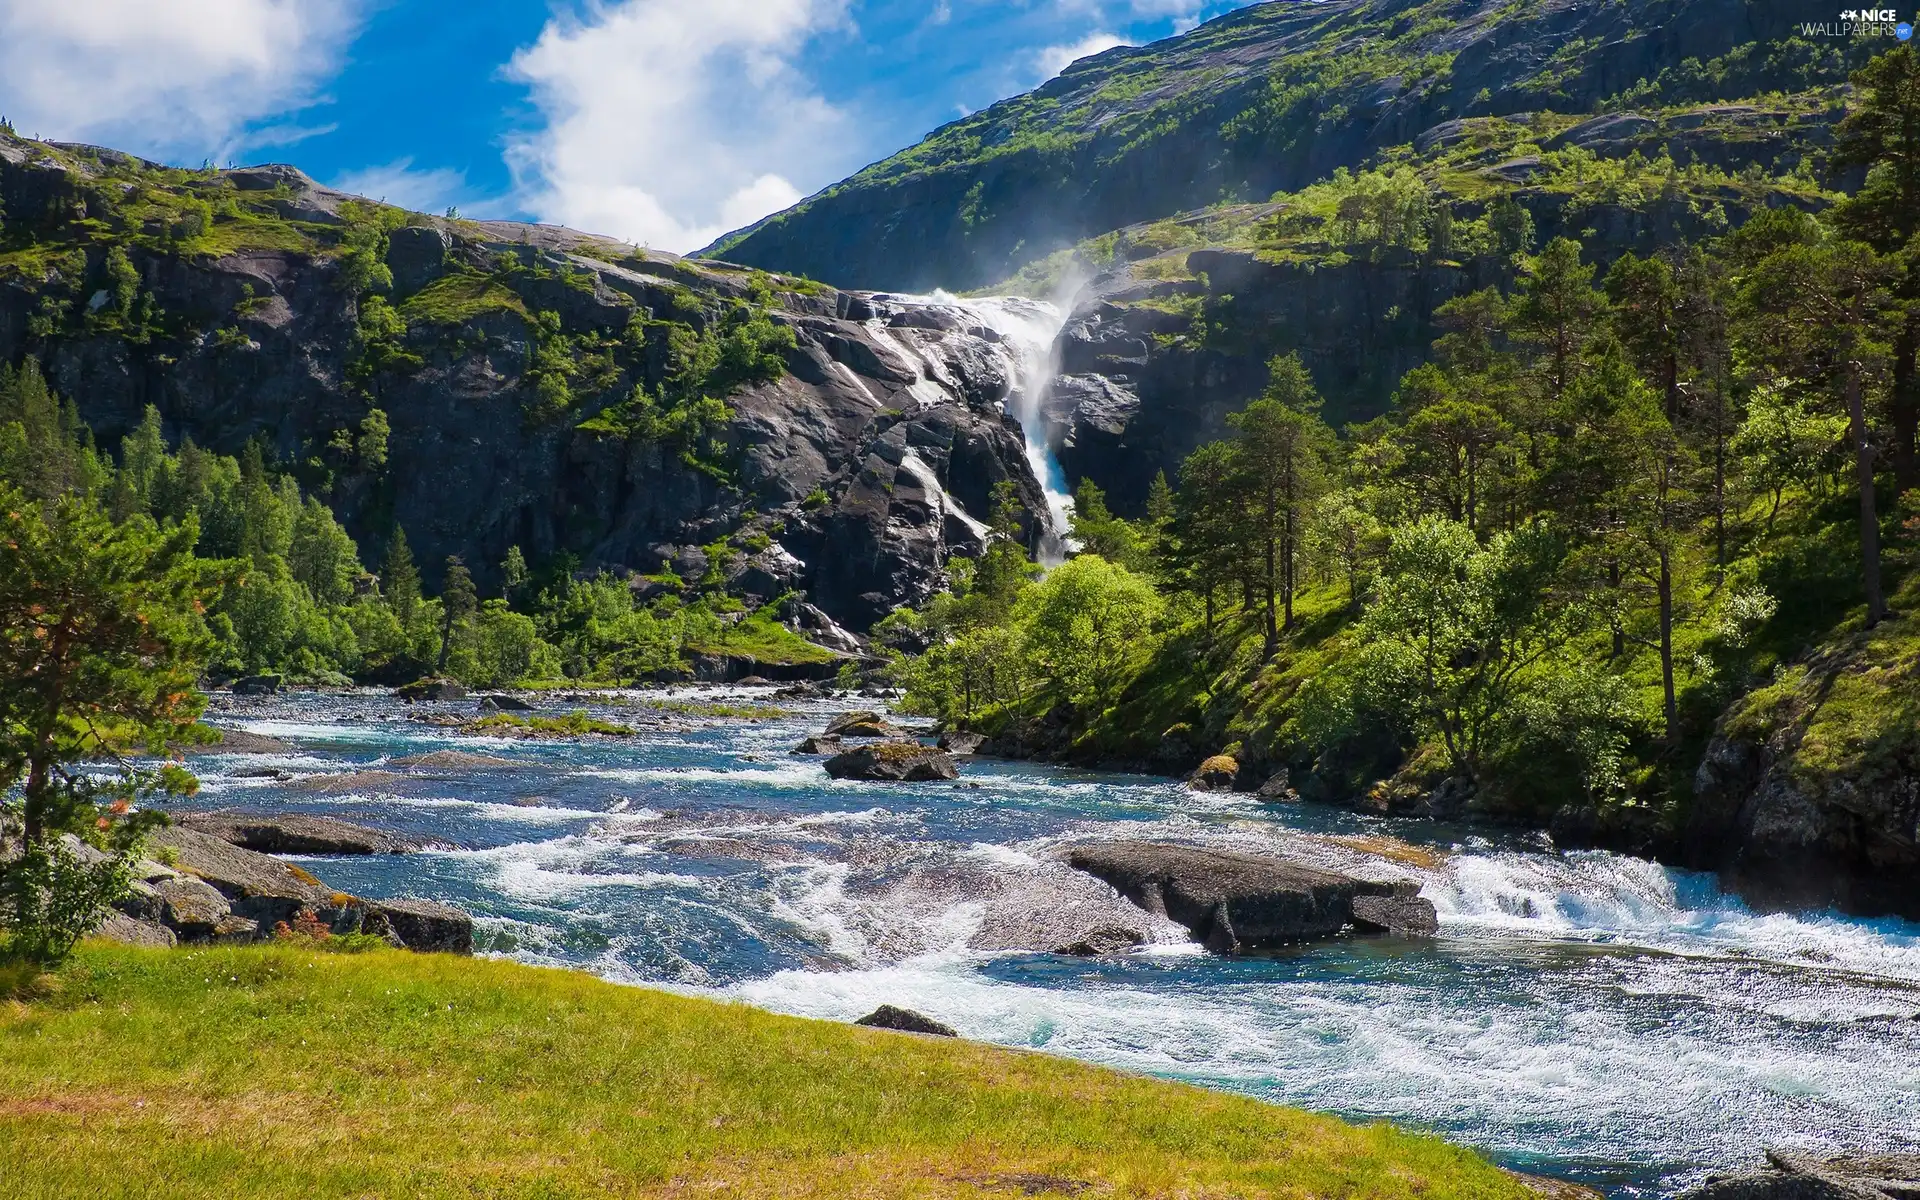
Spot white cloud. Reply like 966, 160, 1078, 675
331, 158, 475, 216
0, 0, 361, 157
505, 0, 853, 254
1034, 32, 1127, 80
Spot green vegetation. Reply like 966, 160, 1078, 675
0, 363, 833, 691
0, 943, 1536, 1199
468, 710, 636, 738
887, 48, 1920, 839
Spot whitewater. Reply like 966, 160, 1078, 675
187, 691, 1920, 1198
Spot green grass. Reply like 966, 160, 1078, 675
689, 610, 841, 666
0, 944, 1537, 1199
399, 270, 532, 326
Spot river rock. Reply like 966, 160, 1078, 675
230, 674, 282, 696
1680, 1151, 1920, 1199
147, 825, 337, 929
826, 710, 906, 739
824, 742, 960, 782
363, 898, 473, 954
179, 812, 416, 856
1190, 755, 1239, 791
854, 1005, 958, 1037
1059, 840, 1416, 952
482, 694, 537, 711
792, 735, 843, 755
395, 677, 469, 702
938, 731, 986, 755
1256, 772, 1299, 802
1350, 893, 1440, 937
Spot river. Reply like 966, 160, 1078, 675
182, 689, 1920, 1197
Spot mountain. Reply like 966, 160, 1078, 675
0, 134, 1049, 633
705, 0, 1860, 294
706, 0, 1870, 515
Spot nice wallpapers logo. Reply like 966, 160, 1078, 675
1801, 8, 1916, 36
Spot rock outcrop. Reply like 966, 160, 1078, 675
1059, 840, 1430, 952
1679, 1150, 1920, 1200
396, 678, 469, 702
178, 811, 417, 856
130, 825, 472, 952
0, 135, 1050, 633
854, 1005, 958, 1037
823, 743, 960, 782
1688, 629, 1920, 920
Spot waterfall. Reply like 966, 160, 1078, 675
877, 289, 1074, 565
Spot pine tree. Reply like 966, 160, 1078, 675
383, 527, 421, 628
438, 556, 477, 672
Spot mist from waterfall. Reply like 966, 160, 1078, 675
925, 290, 1078, 566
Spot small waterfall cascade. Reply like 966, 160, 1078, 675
865, 289, 1075, 566
943, 293, 1074, 566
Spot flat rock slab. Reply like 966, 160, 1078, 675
180, 812, 416, 856
1060, 840, 1417, 952
1681, 1151, 1920, 1200
824, 743, 959, 782
855, 1005, 957, 1037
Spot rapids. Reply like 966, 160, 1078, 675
182, 691, 1920, 1197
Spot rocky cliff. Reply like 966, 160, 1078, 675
706, 0, 1859, 292
1690, 613, 1920, 920
0, 135, 1047, 631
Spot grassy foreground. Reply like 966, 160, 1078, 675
0, 944, 1539, 1200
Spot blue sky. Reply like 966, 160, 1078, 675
0, 0, 1259, 252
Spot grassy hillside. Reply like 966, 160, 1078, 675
0, 944, 1537, 1200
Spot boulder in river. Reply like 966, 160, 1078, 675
854, 1005, 958, 1037
824, 742, 960, 782
826, 710, 906, 739
482, 694, 537, 712
1350, 893, 1441, 937
179, 812, 417, 856
395, 677, 468, 702
1059, 840, 1426, 952
938, 731, 986, 755
792, 735, 843, 755
230, 674, 281, 696
1679, 1150, 1920, 1199
1190, 755, 1239, 791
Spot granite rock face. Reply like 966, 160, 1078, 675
0, 138, 1049, 634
